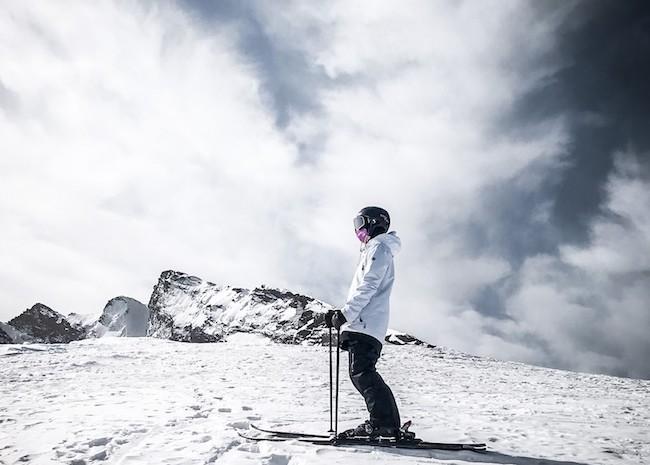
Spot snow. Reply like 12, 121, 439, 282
225, 332, 273, 345
0, 338, 647, 465
66, 313, 99, 328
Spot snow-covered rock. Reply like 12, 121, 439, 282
7, 303, 85, 343
88, 297, 150, 337
0, 322, 32, 344
67, 312, 98, 329
385, 329, 434, 347
147, 270, 333, 344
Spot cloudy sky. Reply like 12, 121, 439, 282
1, 1, 648, 379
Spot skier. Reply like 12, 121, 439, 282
325, 206, 403, 439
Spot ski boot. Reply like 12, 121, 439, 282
397, 420, 418, 443
337, 420, 375, 439
338, 421, 401, 441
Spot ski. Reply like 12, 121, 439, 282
250, 423, 330, 439
335, 437, 486, 452
238, 431, 332, 444
237, 431, 486, 452
250, 423, 485, 448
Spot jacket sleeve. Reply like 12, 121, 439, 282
341, 244, 391, 323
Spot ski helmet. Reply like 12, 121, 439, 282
353, 206, 390, 239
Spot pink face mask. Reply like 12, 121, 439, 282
355, 228, 370, 243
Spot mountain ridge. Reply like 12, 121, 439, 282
0, 270, 431, 347
7, 303, 85, 343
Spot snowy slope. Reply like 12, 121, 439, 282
0, 337, 647, 465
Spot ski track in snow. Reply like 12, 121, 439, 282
0, 336, 648, 465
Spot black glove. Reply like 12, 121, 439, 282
325, 310, 336, 328
325, 309, 347, 329
332, 310, 347, 330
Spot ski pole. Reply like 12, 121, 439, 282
328, 325, 333, 433
334, 327, 341, 439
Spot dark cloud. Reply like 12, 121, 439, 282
471, 1, 650, 265
179, 1, 375, 164
180, 2, 325, 133
512, 0, 650, 244
461, 1, 650, 315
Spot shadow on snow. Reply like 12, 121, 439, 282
345, 446, 593, 465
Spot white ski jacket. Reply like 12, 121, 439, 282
340, 231, 401, 345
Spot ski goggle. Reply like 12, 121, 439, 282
353, 215, 368, 231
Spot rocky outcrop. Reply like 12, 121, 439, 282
88, 297, 149, 337
0, 322, 34, 344
8, 304, 85, 343
385, 330, 433, 347
67, 312, 97, 332
147, 270, 333, 344
0, 325, 12, 344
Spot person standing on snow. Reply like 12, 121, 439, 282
325, 206, 403, 439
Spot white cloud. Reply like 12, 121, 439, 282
0, 1, 309, 316
0, 0, 565, 334
562, 154, 650, 274
1, 1, 647, 379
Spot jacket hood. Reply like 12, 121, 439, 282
370, 231, 401, 256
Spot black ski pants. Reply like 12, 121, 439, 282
346, 337, 401, 429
